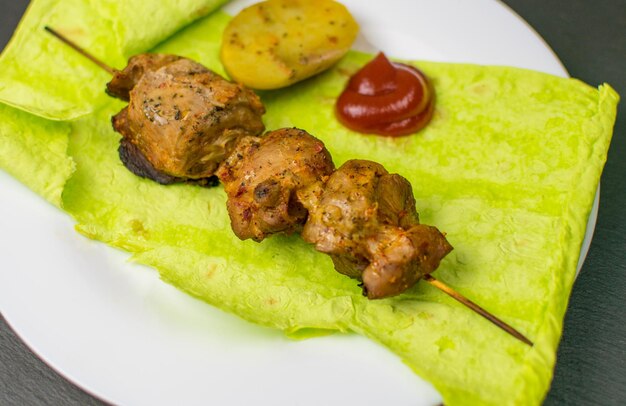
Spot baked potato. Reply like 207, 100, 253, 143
221, 0, 358, 89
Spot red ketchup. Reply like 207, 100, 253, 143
336, 52, 434, 137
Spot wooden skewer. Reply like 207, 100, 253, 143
44, 26, 117, 75
424, 274, 533, 346
45, 24, 533, 348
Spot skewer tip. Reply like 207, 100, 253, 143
423, 274, 533, 347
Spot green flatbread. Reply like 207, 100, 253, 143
0, 3, 619, 405
0, 0, 229, 120
0, 102, 73, 207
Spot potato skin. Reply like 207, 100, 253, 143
221, 0, 358, 90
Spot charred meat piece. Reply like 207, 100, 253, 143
118, 138, 218, 187
110, 55, 265, 184
298, 159, 452, 299
118, 137, 178, 185
216, 128, 335, 242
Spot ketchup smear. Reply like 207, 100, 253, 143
336, 52, 434, 137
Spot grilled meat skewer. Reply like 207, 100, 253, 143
45, 27, 533, 345
217, 128, 530, 344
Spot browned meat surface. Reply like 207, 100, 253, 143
106, 54, 182, 101
118, 137, 178, 185
299, 159, 452, 299
216, 128, 335, 242
361, 224, 454, 299
111, 55, 265, 184
117, 138, 218, 187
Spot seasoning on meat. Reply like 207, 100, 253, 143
216, 128, 335, 241
106, 54, 183, 101
298, 159, 452, 299
109, 54, 265, 185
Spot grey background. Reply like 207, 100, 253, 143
1, 0, 625, 405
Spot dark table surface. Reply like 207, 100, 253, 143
1, 1, 624, 405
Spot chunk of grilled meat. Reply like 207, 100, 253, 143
106, 54, 182, 101
216, 128, 335, 242
361, 224, 454, 299
109, 55, 265, 184
298, 159, 452, 299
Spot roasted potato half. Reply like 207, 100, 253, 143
221, 0, 359, 90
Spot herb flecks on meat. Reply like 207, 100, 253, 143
216, 128, 335, 242
108, 54, 265, 185
299, 159, 452, 299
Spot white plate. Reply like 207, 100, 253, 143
0, 1, 593, 405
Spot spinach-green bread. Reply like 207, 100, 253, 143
0, 1, 619, 405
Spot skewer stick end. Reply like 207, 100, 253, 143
423, 274, 534, 347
